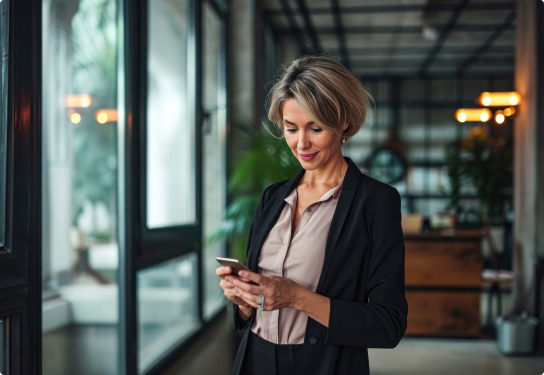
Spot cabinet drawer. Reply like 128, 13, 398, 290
405, 290, 480, 337
405, 240, 482, 287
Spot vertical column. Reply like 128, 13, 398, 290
512, 0, 544, 328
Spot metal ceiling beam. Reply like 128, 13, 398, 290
457, 12, 516, 75
350, 58, 513, 69
274, 24, 515, 35
294, 0, 321, 53
277, 0, 305, 50
265, 3, 516, 16
354, 73, 514, 80
327, 45, 514, 56
330, 0, 350, 69
419, 0, 469, 76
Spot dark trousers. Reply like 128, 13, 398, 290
240, 332, 303, 375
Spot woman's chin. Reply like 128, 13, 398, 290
299, 159, 321, 170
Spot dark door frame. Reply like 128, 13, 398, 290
0, 0, 42, 374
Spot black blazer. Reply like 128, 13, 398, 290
231, 157, 408, 375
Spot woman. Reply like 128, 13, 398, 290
216, 56, 408, 375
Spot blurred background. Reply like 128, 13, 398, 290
2, 0, 543, 374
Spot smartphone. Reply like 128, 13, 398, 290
216, 257, 258, 285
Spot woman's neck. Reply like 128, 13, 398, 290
300, 152, 348, 188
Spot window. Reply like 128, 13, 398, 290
42, 0, 121, 373
137, 253, 199, 373
146, 0, 195, 229
202, 0, 227, 320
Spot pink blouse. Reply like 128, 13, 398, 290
250, 181, 343, 344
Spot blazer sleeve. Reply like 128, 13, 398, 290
325, 187, 408, 348
232, 183, 276, 331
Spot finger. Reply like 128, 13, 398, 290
224, 275, 244, 283
238, 270, 264, 285
225, 289, 251, 308
236, 292, 261, 310
235, 287, 261, 308
219, 279, 236, 290
215, 266, 232, 276
232, 278, 260, 294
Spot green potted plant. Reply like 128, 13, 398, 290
445, 125, 513, 228
209, 122, 300, 262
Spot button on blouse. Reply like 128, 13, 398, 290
250, 181, 343, 344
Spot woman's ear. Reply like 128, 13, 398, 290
342, 123, 350, 133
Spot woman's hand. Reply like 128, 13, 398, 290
216, 266, 254, 319
226, 269, 302, 311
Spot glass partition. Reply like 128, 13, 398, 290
146, 0, 195, 229
202, 1, 227, 320
137, 253, 199, 373
42, 0, 121, 373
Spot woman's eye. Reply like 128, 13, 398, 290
311, 128, 323, 133
286, 128, 297, 133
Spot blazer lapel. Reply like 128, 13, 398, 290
246, 168, 306, 272
315, 157, 361, 294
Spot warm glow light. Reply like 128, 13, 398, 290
495, 110, 505, 124
70, 113, 81, 124
81, 97, 91, 107
65, 94, 93, 108
95, 109, 118, 124
455, 108, 492, 123
509, 95, 519, 105
503, 107, 516, 117
477, 92, 521, 107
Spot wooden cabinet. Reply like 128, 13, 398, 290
404, 230, 484, 337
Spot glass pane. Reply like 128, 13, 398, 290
202, 2, 227, 320
138, 253, 199, 373
42, 0, 120, 373
0, 317, 7, 375
0, 0, 9, 248
146, 0, 195, 229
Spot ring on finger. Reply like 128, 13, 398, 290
258, 294, 265, 311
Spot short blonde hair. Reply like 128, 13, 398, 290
266, 55, 373, 140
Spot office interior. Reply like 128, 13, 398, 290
1, 0, 544, 374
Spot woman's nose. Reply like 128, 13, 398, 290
297, 132, 310, 150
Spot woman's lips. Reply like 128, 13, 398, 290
299, 152, 319, 161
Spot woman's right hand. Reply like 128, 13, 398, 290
216, 266, 254, 320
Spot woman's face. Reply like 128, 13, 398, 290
282, 98, 343, 171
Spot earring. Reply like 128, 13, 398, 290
341, 137, 347, 144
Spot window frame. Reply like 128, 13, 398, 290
121, 0, 229, 374
0, 0, 43, 373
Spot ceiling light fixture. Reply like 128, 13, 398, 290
95, 109, 118, 124
64, 94, 93, 108
454, 108, 492, 123
477, 92, 521, 107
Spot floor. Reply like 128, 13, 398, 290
369, 338, 544, 375
165, 310, 544, 375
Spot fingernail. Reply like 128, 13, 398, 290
224, 266, 229, 271
239, 271, 247, 277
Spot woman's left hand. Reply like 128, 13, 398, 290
225, 270, 302, 311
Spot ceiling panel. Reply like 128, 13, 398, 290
319, 34, 340, 50
310, 13, 335, 28
342, 12, 423, 27
339, 0, 425, 6
260, 0, 515, 77
261, 0, 282, 11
